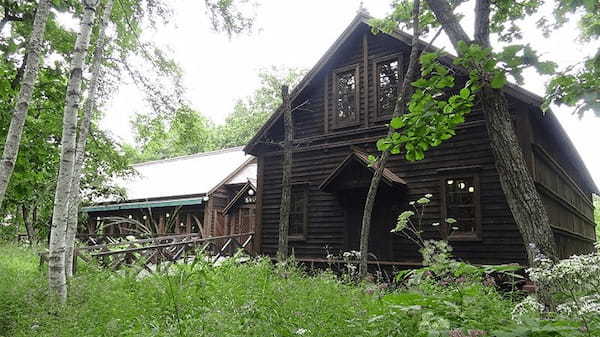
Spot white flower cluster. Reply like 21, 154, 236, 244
557, 294, 600, 318
342, 250, 361, 259
418, 311, 450, 332
528, 251, 600, 293
526, 246, 600, 322
420, 240, 453, 267
511, 296, 544, 323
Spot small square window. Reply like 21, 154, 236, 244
442, 175, 481, 240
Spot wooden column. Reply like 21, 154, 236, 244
186, 214, 192, 234
158, 215, 165, 235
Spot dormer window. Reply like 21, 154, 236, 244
333, 65, 359, 127
375, 55, 401, 116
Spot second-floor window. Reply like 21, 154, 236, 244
334, 66, 359, 125
376, 56, 400, 116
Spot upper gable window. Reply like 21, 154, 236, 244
375, 55, 401, 116
334, 65, 359, 127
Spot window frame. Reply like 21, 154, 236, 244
440, 173, 482, 241
288, 182, 310, 241
332, 64, 361, 129
372, 53, 403, 120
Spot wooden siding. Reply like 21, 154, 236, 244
254, 26, 595, 265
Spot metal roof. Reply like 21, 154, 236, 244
84, 147, 257, 212
82, 197, 206, 212
115, 147, 255, 200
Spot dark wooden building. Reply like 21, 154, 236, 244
244, 13, 598, 266
82, 147, 257, 240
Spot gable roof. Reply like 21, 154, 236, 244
112, 147, 256, 201
222, 180, 256, 215
319, 148, 407, 193
244, 11, 598, 194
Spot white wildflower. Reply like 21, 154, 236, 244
512, 296, 544, 323
424, 193, 433, 198
295, 328, 308, 335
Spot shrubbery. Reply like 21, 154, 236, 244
1, 212, 599, 337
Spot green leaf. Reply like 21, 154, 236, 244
490, 71, 507, 89
460, 88, 470, 98
411, 78, 429, 88
390, 117, 404, 129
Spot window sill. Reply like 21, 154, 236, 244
331, 120, 361, 130
448, 233, 482, 242
289, 235, 306, 242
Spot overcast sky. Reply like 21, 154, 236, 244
100, 0, 600, 186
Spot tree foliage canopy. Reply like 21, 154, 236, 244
125, 66, 306, 162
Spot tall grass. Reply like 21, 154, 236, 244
1, 243, 595, 336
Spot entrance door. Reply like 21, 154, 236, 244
341, 190, 397, 262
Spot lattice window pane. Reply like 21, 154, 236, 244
445, 177, 477, 235
336, 70, 356, 122
288, 184, 308, 237
377, 59, 399, 115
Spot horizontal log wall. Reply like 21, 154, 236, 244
255, 26, 594, 265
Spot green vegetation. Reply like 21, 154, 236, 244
594, 195, 599, 241
124, 66, 306, 163
1, 243, 598, 337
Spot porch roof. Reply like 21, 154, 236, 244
319, 148, 407, 193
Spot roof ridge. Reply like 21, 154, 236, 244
133, 146, 245, 167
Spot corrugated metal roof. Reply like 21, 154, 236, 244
82, 197, 206, 212
114, 147, 256, 201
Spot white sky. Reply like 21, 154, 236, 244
100, 0, 600, 186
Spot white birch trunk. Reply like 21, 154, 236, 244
0, 0, 51, 208
65, 0, 114, 279
48, 0, 99, 302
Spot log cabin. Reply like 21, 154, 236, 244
244, 12, 598, 267
82, 147, 257, 240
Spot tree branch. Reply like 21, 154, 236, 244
474, 0, 491, 48
425, 0, 471, 50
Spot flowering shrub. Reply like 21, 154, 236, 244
524, 243, 600, 335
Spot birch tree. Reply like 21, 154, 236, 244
48, 0, 99, 301
0, 0, 51, 208
64, 0, 114, 279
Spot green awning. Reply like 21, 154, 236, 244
81, 197, 205, 213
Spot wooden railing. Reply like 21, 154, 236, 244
40, 232, 254, 276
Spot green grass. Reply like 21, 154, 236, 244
0, 244, 592, 337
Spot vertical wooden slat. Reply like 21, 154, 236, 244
362, 33, 369, 128
186, 214, 192, 234
254, 156, 265, 254
158, 215, 165, 235
324, 73, 329, 134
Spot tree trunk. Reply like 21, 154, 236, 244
65, 0, 114, 279
22, 205, 37, 244
425, 0, 558, 263
359, 0, 422, 278
48, 0, 99, 302
277, 85, 292, 261
0, 0, 51, 208
480, 87, 558, 262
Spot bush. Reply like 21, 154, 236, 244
1, 242, 597, 337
